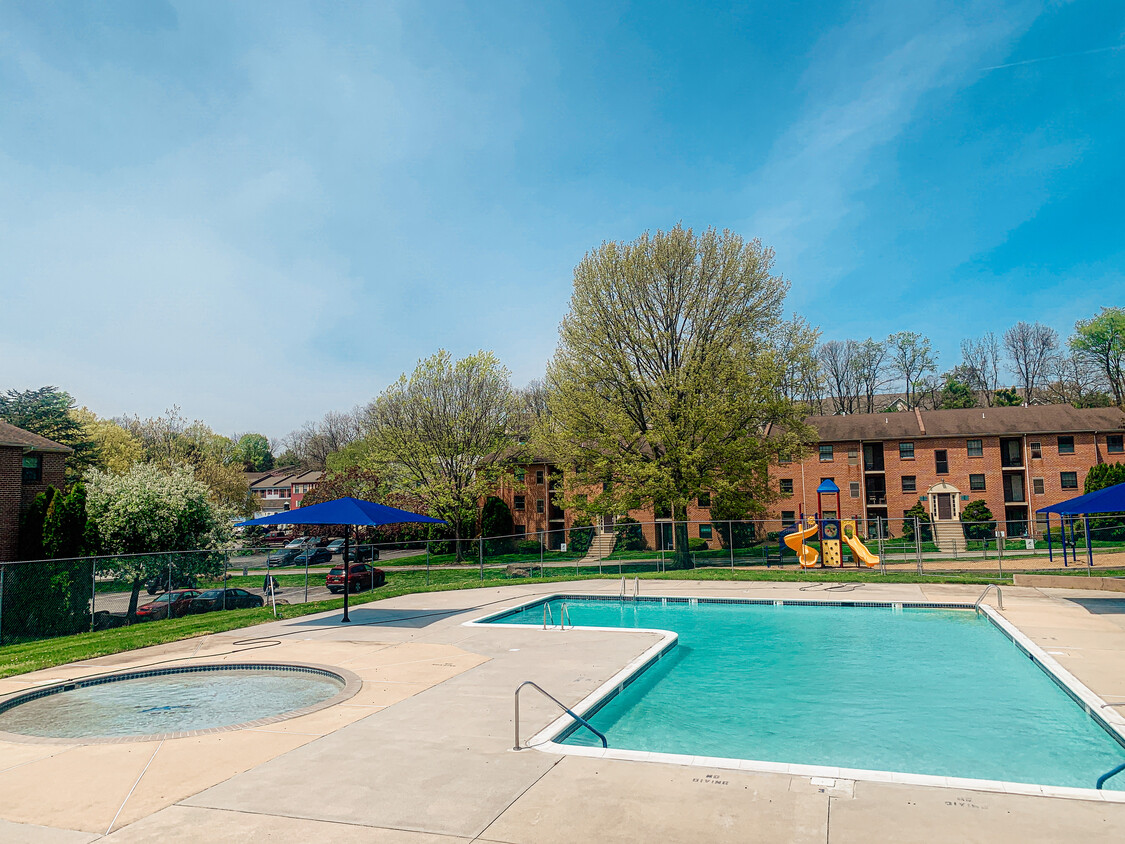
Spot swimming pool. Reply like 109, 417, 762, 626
482, 596, 1125, 793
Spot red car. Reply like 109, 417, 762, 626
326, 564, 386, 594
135, 590, 201, 621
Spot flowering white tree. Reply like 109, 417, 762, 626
85, 464, 233, 618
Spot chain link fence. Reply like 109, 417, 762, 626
3, 515, 1124, 648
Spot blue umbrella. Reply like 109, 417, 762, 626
238, 497, 444, 622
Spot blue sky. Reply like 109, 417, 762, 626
1, 1, 1122, 438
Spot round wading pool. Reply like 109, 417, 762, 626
0, 663, 359, 741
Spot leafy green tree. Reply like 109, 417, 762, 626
708, 491, 757, 549
85, 464, 232, 619
612, 516, 648, 551
0, 387, 97, 478
567, 515, 594, 554
300, 467, 433, 545
543, 225, 812, 568
72, 408, 144, 474
17, 487, 55, 561
357, 350, 515, 561
959, 499, 996, 540
993, 387, 1022, 407
480, 496, 515, 554
235, 433, 274, 471
1084, 462, 1125, 494
938, 376, 977, 409
1071, 307, 1125, 407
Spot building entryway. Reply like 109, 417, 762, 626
926, 481, 965, 553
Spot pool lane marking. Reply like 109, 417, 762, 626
105, 737, 165, 836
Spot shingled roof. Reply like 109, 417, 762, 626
805, 405, 1125, 442
0, 420, 73, 453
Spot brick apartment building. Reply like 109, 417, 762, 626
0, 421, 71, 562
769, 405, 1125, 538
491, 405, 1125, 548
246, 468, 323, 517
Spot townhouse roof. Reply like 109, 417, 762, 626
290, 470, 324, 484
805, 405, 1125, 442
248, 470, 300, 490
0, 420, 73, 453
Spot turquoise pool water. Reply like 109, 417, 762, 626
488, 597, 1125, 790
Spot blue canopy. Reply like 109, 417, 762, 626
237, 496, 445, 527
1036, 482, 1125, 516
816, 479, 840, 494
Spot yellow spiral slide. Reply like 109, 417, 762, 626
784, 522, 820, 568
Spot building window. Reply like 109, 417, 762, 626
849, 482, 860, 498
514, 468, 525, 482
697, 493, 711, 507
781, 510, 796, 525
819, 444, 833, 462
513, 524, 526, 537
1033, 477, 1045, 496
901, 475, 916, 493
1060, 472, 1078, 489
699, 524, 713, 539
779, 479, 794, 494
847, 449, 858, 465
21, 455, 42, 484
935, 450, 949, 474
778, 452, 791, 464
536, 498, 545, 513
1058, 436, 1075, 455
1108, 435, 1124, 454
513, 495, 525, 511
966, 439, 983, 458
969, 474, 986, 491
535, 469, 545, 484
1029, 441, 1042, 459
899, 442, 914, 460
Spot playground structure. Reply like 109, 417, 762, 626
781, 479, 880, 568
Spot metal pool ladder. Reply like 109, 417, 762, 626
619, 576, 639, 601
513, 680, 608, 751
542, 602, 572, 629
974, 584, 1003, 612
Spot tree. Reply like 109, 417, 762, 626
358, 350, 515, 561
1044, 352, 1110, 408
993, 387, 1023, 407
960, 499, 996, 540
959, 333, 1001, 405
937, 375, 977, 409
709, 491, 757, 549
1004, 321, 1058, 402
1070, 308, 1125, 407
819, 340, 860, 415
0, 387, 97, 478
902, 500, 932, 543
853, 338, 889, 414
282, 409, 364, 469
1083, 462, 1125, 541
480, 496, 515, 554
543, 225, 812, 568
85, 464, 233, 619
72, 408, 144, 474
234, 433, 274, 471
887, 332, 936, 409
777, 316, 823, 411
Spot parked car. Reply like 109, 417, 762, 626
284, 535, 312, 550
261, 530, 290, 547
267, 547, 301, 567
326, 564, 386, 594
325, 538, 346, 557
144, 572, 198, 595
345, 545, 380, 563
135, 590, 201, 621
292, 547, 332, 566
307, 536, 331, 547
187, 588, 265, 613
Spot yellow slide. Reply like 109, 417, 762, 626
842, 531, 879, 567
784, 522, 820, 568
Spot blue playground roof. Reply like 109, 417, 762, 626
237, 496, 445, 527
1036, 482, 1125, 516
816, 479, 840, 493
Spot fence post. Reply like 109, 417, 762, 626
0, 564, 5, 645
729, 521, 735, 571
426, 541, 431, 587
304, 550, 310, 603
539, 535, 543, 579
914, 517, 923, 575
479, 537, 484, 581
91, 559, 97, 631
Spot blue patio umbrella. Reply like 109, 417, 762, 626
238, 497, 444, 623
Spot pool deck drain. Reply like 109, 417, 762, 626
0, 579, 1123, 842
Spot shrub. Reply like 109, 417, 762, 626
902, 501, 932, 543
515, 539, 542, 555
960, 500, 995, 540
568, 516, 594, 554
688, 537, 708, 552
613, 517, 648, 551
480, 496, 515, 555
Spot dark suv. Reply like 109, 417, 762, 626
326, 564, 386, 593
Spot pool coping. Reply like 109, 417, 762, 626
464, 593, 1125, 803
0, 661, 363, 745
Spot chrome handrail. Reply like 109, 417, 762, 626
542, 603, 553, 629
619, 577, 626, 600
513, 680, 607, 750
974, 584, 1003, 612
560, 603, 572, 628
1097, 761, 1125, 790
633, 576, 639, 601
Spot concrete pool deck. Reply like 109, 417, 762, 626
0, 579, 1123, 842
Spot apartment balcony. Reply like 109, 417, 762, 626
866, 494, 887, 506
1000, 457, 1024, 469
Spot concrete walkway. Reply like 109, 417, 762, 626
1, 579, 1124, 842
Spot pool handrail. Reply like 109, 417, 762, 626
513, 680, 608, 751
542, 603, 553, 629
633, 576, 639, 600
974, 584, 1003, 612
1097, 761, 1125, 789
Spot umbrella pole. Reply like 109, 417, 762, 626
342, 524, 351, 623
